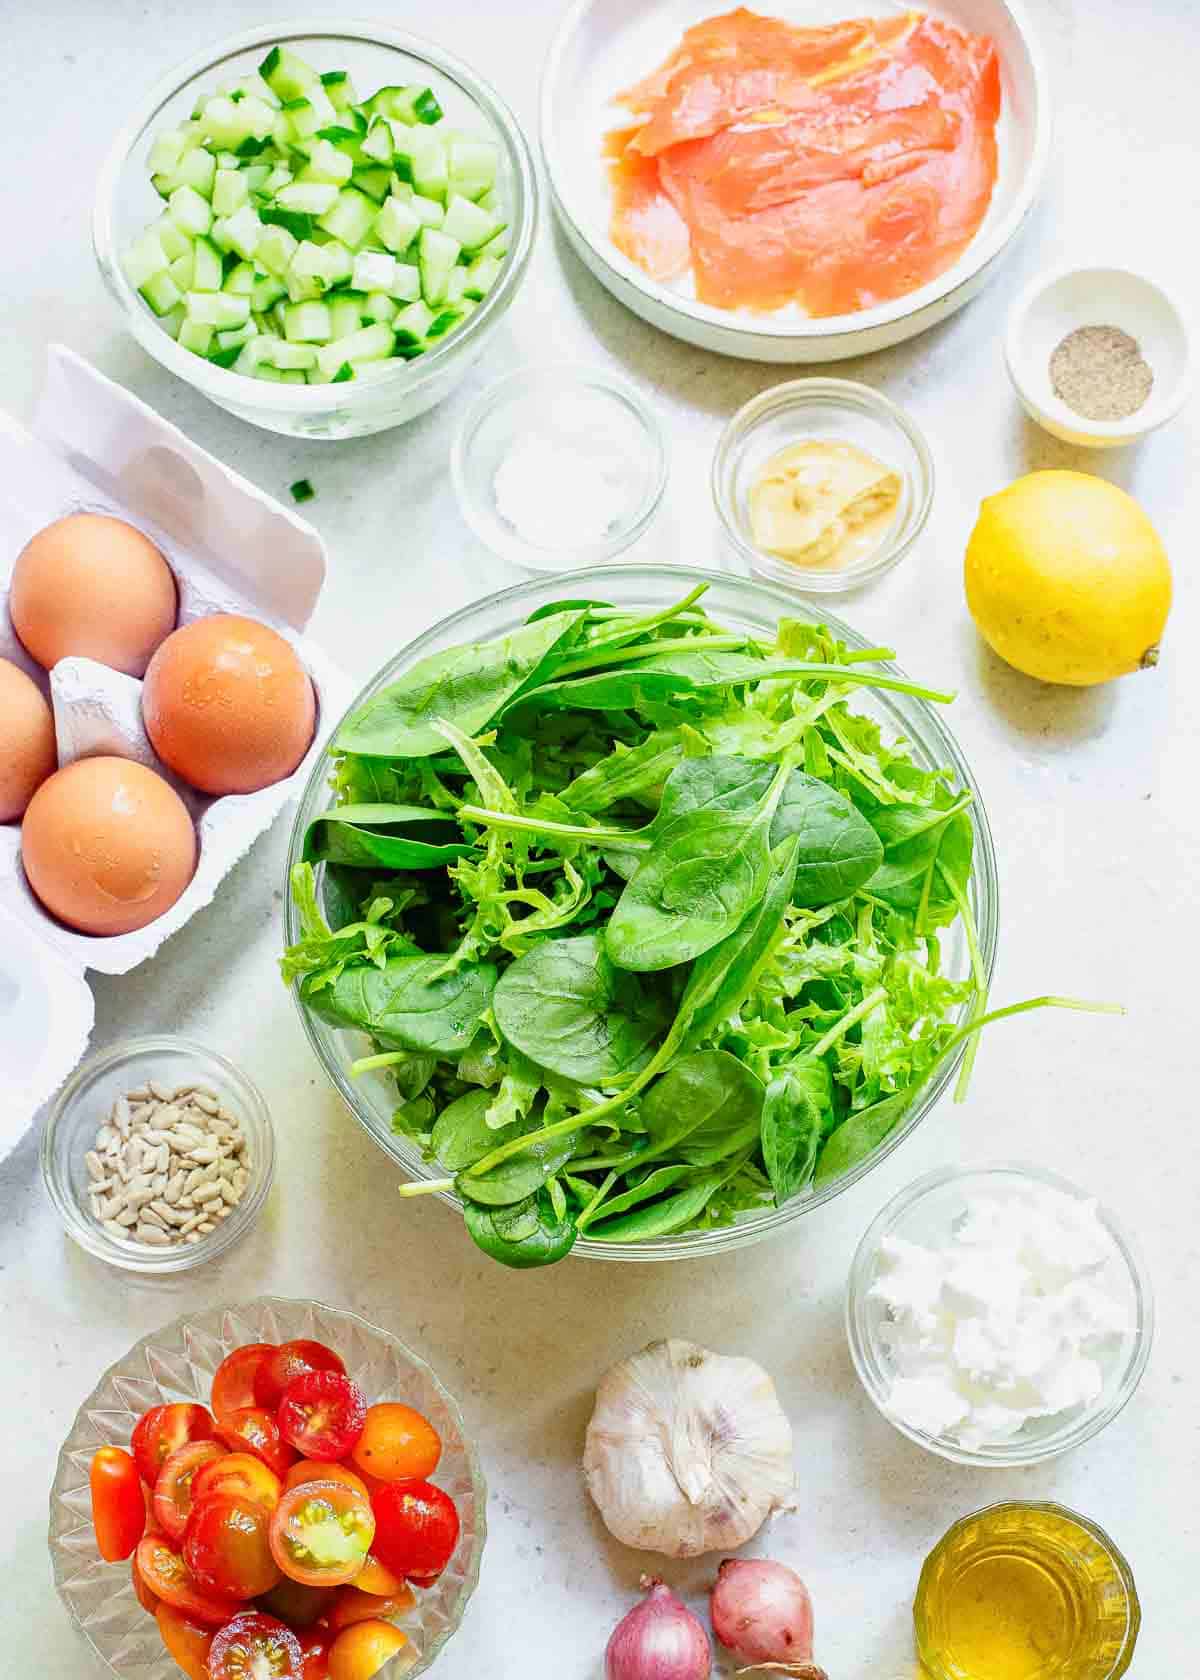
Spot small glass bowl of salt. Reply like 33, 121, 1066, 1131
450, 364, 668, 571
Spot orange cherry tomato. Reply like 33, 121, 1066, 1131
209, 1611, 303, 1680
285, 1462, 371, 1501
184, 1491, 281, 1599
328, 1620, 407, 1680
131, 1403, 217, 1487
328, 1586, 414, 1632
90, 1446, 146, 1562
298, 1627, 333, 1680
350, 1405, 441, 1484
153, 1440, 227, 1541
136, 1533, 241, 1627
269, 1481, 375, 1589
212, 1344, 276, 1421
155, 1601, 214, 1680
255, 1340, 346, 1411
132, 1548, 160, 1614
257, 1575, 338, 1630
194, 1451, 283, 1512
350, 1554, 404, 1598
216, 1407, 297, 1479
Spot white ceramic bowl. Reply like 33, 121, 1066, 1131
1005, 266, 1193, 446
541, 0, 1051, 363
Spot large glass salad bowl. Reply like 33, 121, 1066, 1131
285, 566, 998, 1261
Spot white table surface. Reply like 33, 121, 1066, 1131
3, 0, 1196, 1674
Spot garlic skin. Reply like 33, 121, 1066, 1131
584, 1338, 795, 1558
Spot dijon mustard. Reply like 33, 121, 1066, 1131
748, 438, 901, 570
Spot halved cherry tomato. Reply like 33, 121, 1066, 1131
90, 1446, 146, 1562
269, 1480, 375, 1588
258, 1575, 338, 1630
131, 1403, 217, 1488
216, 1407, 297, 1478
328, 1585, 414, 1632
212, 1343, 276, 1421
370, 1481, 459, 1587
155, 1601, 214, 1680
184, 1491, 281, 1599
298, 1627, 333, 1680
132, 1548, 160, 1614
136, 1533, 241, 1627
255, 1341, 346, 1411
194, 1451, 283, 1512
351, 1553, 405, 1598
279, 1372, 367, 1462
285, 1461, 371, 1501
350, 1404, 441, 1484
328, 1620, 407, 1680
153, 1440, 227, 1540
209, 1611, 303, 1680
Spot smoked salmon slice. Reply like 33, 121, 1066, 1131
607, 9, 1001, 318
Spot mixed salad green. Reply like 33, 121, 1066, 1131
283, 583, 1115, 1267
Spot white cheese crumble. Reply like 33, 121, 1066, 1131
869, 1186, 1134, 1450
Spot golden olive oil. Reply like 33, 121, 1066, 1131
914, 1503, 1140, 1680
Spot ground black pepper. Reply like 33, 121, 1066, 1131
1049, 324, 1154, 422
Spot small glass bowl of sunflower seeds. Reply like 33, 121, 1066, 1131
41, 1036, 275, 1274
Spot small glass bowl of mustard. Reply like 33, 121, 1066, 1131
712, 377, 934, 594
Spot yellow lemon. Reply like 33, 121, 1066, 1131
964, 470, 1171, 686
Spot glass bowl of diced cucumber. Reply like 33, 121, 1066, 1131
94, 21, 538, 438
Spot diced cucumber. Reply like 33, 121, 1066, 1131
155, 217, 193, 262
463, 251, 503, 301
302, 139, 353, 185
288, 239, 331, 299
316, 187, 376, 248
277, 181, 339, 215
320, 69, 358, 111
212, 168, 249, 216
364, 291, 398, 325
140, 270, 183, 316
192, 236, 224, 291
222, 204, 262, 260
350, 167, 391, 203
284, 300, 333, 342
417, 226, 461, 306
124, 229, 169, 289
199, 93, 275, 151
235, 337, 272, 374
147, 127, 189, 179
179, 319, 214, 356
256, 224, 298, 279
374, 84, 443, 126
186, 290, 251, 328
329, 295, 365, 339
176, 145, 217, 198
448, 138, 498, 202
440, 193, 504, 252
160, 303, 187, 340
263, 164, 294, 195
315, 322, 393, 378
426, 307, 462, 339
169, 250, 194, 290
283, 86, 336, 142
242, 163, 273, 194
215, 320, 259, 351
444, 267, 469, 307
392, 299, 433, 344
232, 73, 280, 108
361, 116, 394, 164
390, 261, 421, 302
412, 136, 449, 203
352, 249, 396, 292
318, 239, 354, 287
252, 272, 288, 312
373, 195, 421, 254
222, 260, 256, 297
263, 338, 318, 370
260, 45, 319, 102
169, 183, 213, 237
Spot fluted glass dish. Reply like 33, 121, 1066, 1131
49, 1297, 486, 1678
285, 564, 999, 1261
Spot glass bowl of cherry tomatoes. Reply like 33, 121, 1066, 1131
48, 1296, 486, 1680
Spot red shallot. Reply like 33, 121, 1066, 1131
710, 1558, 824, 1676
606, 1577, 711, 1680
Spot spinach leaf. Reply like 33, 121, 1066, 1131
336, 608, 587, 758
300, 954, 496, 1056
865, 794, 973, 914
761, 1062, 832, 1205
525, 598, 612, 623
431, 1090, 524, 1170
640, 1051, 764, 1166
463, 1192, 577, 1267
812, 1088, 915, 1185
457, 1130, 576, 1207
586, 1168, 733, 1241
772, 773, 884, 907
492, 933, 669, 1084
303, 803, 472, 870
578, 1164, 692, 1226
682, 837, 800, 1046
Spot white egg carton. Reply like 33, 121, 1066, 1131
0, 346, 350, 1149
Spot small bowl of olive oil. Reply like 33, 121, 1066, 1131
914, 1501, 1140, 1680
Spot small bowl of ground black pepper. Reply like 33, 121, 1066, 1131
1005, 266, 1191, 448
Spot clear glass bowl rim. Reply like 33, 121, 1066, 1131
284, 562, 999, 1261
449, 361, 670, 569
845, 1161, 1156, 1467
92, 15, 538, 414
48, 1294, 486, 1680
40, 1034, 276, 1275
711, 377, 936, 593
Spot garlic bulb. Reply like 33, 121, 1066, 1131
583, 1338, 795, 1558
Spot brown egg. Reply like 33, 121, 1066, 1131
142, 613, 316, 796
21, 756, 196, 935
0, 658, 57, 822
11, 513, 177, 676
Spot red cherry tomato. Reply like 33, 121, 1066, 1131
155, 1601, 214, 1680
131, 1403, 217, 1487
136, 1533, 241, 1627
278, 1372, 367, 1462
132, 1548, 160, 1614
269, 1480, 376, 1588
209, 1612, 304, 1680
370, 1481, 460, 1587
152, 1440, 227, 1541
350, 1404, 441, 1484
212, 1344, 276, 1421
298, 1627, 333, 1680
216, 1407, 297, 1478
328, 1620, 407, 1680
257, 1575, 338, 1630
90, 1446, 146, 1562
255, 1341, 346, 1411
351, 1553, 405, 1598
285, 1461, 372, 1502
328, 1585, 413, 1632
183, 1491, 281, 1599
194, 1451, 283, 1512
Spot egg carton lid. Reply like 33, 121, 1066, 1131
0, 346, 348, 1157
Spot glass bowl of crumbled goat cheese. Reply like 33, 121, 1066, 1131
846, 1163, 1154, 1467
